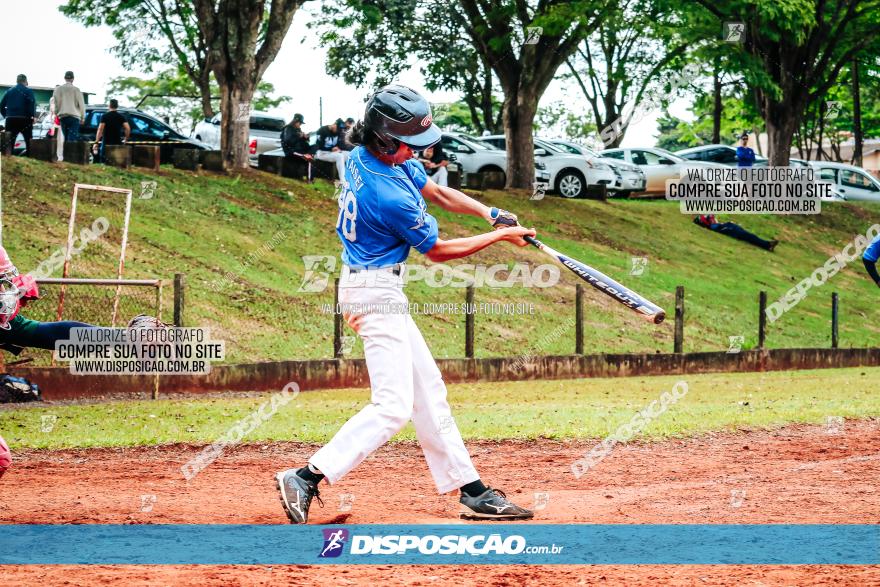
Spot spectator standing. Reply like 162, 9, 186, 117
52, 71, 85, 143
0, 74, 36, 155
693, 215, 778, 251
418, 144, 449, 186
94, 99, 130, 162
48, 93, 64, 161
314, 118, 349, 181
736, 132, 756, 167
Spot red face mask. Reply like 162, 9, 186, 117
374, 142, 414, 166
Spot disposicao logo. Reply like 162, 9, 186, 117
319, 528, 349, 558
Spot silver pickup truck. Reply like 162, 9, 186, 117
192, 110, 286, 166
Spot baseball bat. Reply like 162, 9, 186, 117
523, 235, 666, 324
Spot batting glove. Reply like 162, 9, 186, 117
489, 207, 519, 228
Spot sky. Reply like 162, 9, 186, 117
0, 0, 691, 148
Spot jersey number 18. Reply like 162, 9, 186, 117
337, 188, 357, 242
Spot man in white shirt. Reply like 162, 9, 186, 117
52, 71, 85, 142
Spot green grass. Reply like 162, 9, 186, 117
3, 155, 880, 364
2, 367, 878, 449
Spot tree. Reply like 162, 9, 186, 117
318, 0, 606, 189
690, 0, 880, 165
563, 0, 690, 147
316, 0, 503, 135
654, 92, 763, 152
63, 0, 307, 169
535, 101, 595, 141
191, 0, 307, 169
106, 70, 290, 135
61, 0, 215, 119
457, 0, 607, 188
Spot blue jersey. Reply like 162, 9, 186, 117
864, 234, 880, 262
736, 146, 755, 167
336, 146, 438, 267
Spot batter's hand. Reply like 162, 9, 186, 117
489, 207, 519, 228
497, 226, 536, 247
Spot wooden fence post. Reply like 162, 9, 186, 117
465, 285, 475, 358
173, 273, 185, 327
674, 286, 685, 353
575, 283, 584, 354
758, 291, 767, 349
333, 277, 343, 358
831, 292, 839, 349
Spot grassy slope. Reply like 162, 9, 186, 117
2, 367, 878, 449
3, 155, 880, 364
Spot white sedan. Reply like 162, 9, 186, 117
549, 139, 647, 196
601, 147, 723, 195
809, 161, 880, 201
482, 135, 617, 198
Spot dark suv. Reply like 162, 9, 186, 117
80, 106, 209, 163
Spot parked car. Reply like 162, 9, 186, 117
2, 110, 53, 155
601, 147, 724, 195
809, 161, 880, 201
80, 106, 208, 163
548, 139, 647, 197
438, 132, 551, 188
482, 135, 616, 198
193, 111, 286, 166
259, 131, 552, 187
675, 144, 769, 167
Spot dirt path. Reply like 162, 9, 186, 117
2, 421, 878, 585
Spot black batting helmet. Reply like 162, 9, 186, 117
364, 85, 441, 151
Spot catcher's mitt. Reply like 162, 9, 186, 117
127, 314, 171, 329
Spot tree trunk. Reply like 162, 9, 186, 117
712, 64, 722, 144
852, 58, 863, 167
764, 106, 798, 166
219, 83, 255, 170
198, 71, 215, 119
502, 91, 537, 189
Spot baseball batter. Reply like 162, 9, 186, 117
863, 233, 880, 286
276, 85, 536, 523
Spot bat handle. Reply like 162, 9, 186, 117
523, 235, 540, 247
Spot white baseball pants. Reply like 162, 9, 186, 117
315, 150, 349, 182
309, 266, 480, 494
431, 167, 448, 187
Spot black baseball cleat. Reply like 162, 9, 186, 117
459, 488, 534, 521
275, 469, 323, 524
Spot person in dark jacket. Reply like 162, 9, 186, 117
338, 117, 355, 151
281, 113, 312, 158
0, 74, 36, 156
694, 215, 778, 251
313, 118, 349, 181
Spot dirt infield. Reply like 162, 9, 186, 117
2, 420, 879, 585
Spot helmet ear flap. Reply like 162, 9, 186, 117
374, 132, 401, 156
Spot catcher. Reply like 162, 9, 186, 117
0, 245, 166, 355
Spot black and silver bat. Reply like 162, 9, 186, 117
524, 235, 666, 324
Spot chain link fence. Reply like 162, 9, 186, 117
16, 278, 164, 367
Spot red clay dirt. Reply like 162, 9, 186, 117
1, 420, 878, 586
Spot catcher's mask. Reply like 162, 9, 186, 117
0, 278, 21, 330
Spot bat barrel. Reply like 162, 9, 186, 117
525, 234, 665, 325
